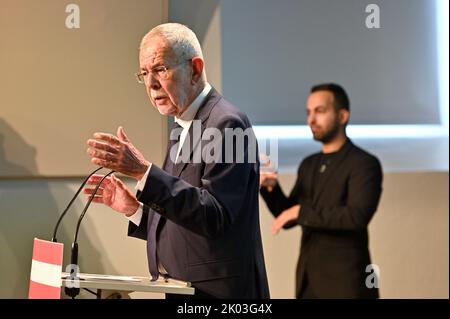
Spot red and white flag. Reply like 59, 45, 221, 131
28, 238, 64, 299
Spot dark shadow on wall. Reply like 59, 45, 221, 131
0, 119, 116, 298
0, 120, 38, 178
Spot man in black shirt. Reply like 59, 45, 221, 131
260, 83, 383, 298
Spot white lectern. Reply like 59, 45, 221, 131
61, 272, 195, 299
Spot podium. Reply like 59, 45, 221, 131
61, 272, 195, 299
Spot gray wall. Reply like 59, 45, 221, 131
0, 0, 167, 177
169, 0, 448, 173
220, 0, 440, 125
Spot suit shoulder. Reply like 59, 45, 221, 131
208, 96, 251, 129
349, 143, 382, 168
297, 152, 321, 173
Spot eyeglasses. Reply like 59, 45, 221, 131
135, 60, 190, 84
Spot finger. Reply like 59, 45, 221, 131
271, 222, 280, 235
86, 174, 108, 181
260, 177, 270, 186
86, 140, 120, 154
111, 174, 126, 187
260, 174, 275, 181
117, 126, 130, 143
83, 188, 104, 196
85, 196, 105, 204
112, 176, 130, 193
91, 157, 116, 169
271, 216, 286, 235
86, 175, 112, 185
110, 174, 121, 188
86, 148, 119, 162
86, 147, 120, 161
261, 175, 277, 185
112, 176, 135, 199
267, 172, 278, 179
261, 171, 277, 178
83, 191, 103, 198
87, 174, 110, 180
85, 179, 108, 187
262, 159, 272, 168
272, 220, 283, 235
92, 132, 122, 147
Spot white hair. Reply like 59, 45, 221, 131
140, 23, 204, 61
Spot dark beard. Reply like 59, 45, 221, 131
313, 121, 340, 144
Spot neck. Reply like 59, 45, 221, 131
177, 82, 206, 117
193, 82, 206, 101
321, 132, 347, 154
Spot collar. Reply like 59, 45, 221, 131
321, 138, 351, 156
174, 83, 212, 130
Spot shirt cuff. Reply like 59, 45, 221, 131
126, 202, 144, 226
135, 164, 152, 191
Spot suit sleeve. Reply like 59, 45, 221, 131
136, 117, 256, 238
260, 164, 303, 229
297, 156, 382, 231
127, 203, 149, 240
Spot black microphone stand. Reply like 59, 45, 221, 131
65, 170, 115, 299
51, 167, 103, 243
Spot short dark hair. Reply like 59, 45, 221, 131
310, 83, 350, 112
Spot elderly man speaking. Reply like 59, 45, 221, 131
84, 23, 269, 299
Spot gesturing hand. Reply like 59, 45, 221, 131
83, 174, 140, 217
259, 153, 278, 192
86, 126, 150, 180
271, 205, 301, 235
260, 171, 278, 191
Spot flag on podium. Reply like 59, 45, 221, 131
28, 238, 64, 299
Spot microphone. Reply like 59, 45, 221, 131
65, 170, 115, 298
51, 167, 103, 243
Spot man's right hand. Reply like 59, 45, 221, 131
83, 174, 140, 217
259, 155, 278, 191
86, 126, 150, 181
260, 171, 278, 192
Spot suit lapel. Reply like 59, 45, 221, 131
172, 87, 222, 177
312, 139, 353, 204
161, 141, 173, 172
172, 120, 198, 177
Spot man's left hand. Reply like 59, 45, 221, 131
272, 204, 301, 235
87, 126, 150, 180
83, 174, 139, 216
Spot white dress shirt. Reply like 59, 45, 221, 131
127, 83, 212, 226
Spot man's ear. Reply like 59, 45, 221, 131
339, 109, 350, 126
191, 57, 204, 84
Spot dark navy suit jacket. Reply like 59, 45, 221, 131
128, 88, 270, 298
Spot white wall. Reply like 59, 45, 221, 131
260, 172, 449, 298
